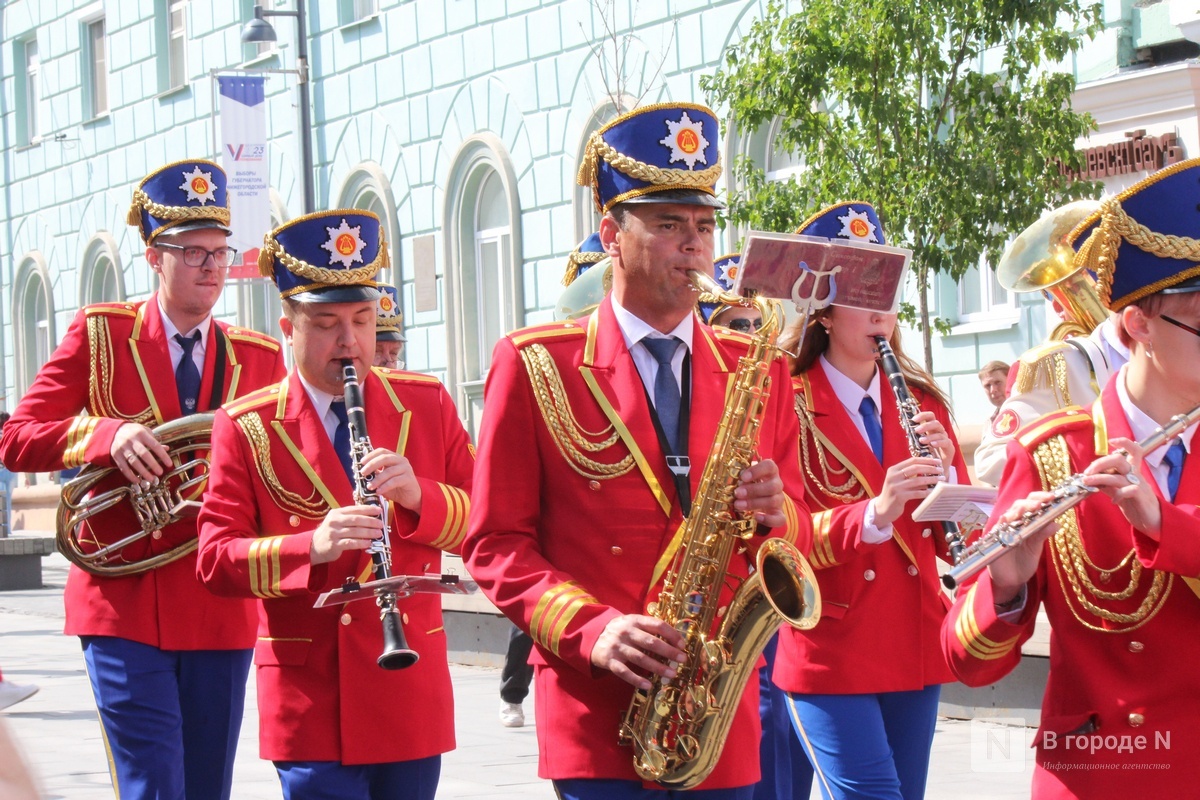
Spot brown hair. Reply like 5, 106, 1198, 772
781, 307, 953, 415
978, 361, 1010, 380
1115, 291, 1200, 348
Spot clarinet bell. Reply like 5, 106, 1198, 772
378, 610, 420, 670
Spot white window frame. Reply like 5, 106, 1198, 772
14, 256, 54, 396
21, 38, 40, 145
84, 17, 108, 118
952, 254, 1019, 333
167, 0, 188, 90
81, 234, 125, 306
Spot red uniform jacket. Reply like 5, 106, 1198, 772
196, 368, 474, 764
941, 380, 1200, 798
463, 299, 812, 788
773, 362, 965, 694
0, 297, 285, 649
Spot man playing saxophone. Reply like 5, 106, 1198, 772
0, 159, 286, 799
196, 210, 474, 800
464, 102, 811, 800
941, 160, 1200, 798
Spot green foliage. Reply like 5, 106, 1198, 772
703, 0, 1104, 364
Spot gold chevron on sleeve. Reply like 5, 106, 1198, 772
248, 536, 287, 599
531, 581, 599, 658
63, 416, 100, 468
808, 510, 838, 569
428, 484, 470, 552
954, 584, 1020, 661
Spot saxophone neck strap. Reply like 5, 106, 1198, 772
644, 354, 692, 518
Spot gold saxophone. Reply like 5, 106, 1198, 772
618, 272, 821, 789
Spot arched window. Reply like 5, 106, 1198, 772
80, 233, 125, 306
573, 100, 632, 242
443, 135, 522, 436
14, 255, 53, 396
338, 163, 400, 287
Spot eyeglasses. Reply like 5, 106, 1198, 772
1161, 314, 1200, 340
725, 318, 764, 333
156, 243, 238, 268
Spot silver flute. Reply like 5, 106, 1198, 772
942, 401, 1200, 590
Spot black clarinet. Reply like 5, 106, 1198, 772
873, 336, 967, 564
341, 359, 420, 670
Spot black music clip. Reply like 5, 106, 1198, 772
666, 455, 690, 477
439, 573, 460, 585
339, 577, 362, 594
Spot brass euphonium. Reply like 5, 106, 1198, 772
995, 200, 1106, 341
56, 413, 215, 577
618, 272, 821, 789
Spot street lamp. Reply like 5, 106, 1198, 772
241, 3, 316, 215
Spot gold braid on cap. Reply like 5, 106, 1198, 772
126, 189, 231, 240
1077, 196, 1200, 309
575, 132, 723, 192
562, 248, 606, 286
257, 231, 387, 287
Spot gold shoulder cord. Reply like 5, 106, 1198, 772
87, 315, 155, 425
235, 412, 327, 519
795, 394, 866, 504
1036, 435, 1171, 632
1014, 351, 1070, 407
518, 343, 635, 480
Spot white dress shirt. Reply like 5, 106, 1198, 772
157, 295, 210, 377
1116, 365, 1196, 495
610, 296, 694, 408
298, 372, 343, 447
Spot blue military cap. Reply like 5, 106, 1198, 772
795, 201, 887, 245
376, 283, 406, 342
577, 103, 724, 214
1068, 158, 1200, 311
563, 232, 606, 287
699, 253, 753, 325
127, 159, 232, 245
258, 209, 384, 304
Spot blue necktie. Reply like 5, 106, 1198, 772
173, 332, 202, 414
1164, 440, 1186, 501
330, 399, 353, 482
643, 337, 682, 453
859, 395, 884, 464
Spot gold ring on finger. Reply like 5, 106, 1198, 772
125, 452, 138, 461
1126, 473, 1141, 486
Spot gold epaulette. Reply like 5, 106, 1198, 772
509, 321, 584, 349
371, 367, 443, 386
1015, 405, 1092, 449
84, 302, 138, 318
224, 384, 282, 419
1012, 340, 1073, 396
225, 326, 281, 353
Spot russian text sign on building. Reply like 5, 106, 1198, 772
1058, 129, 1185, 181
217, 75, 270, 280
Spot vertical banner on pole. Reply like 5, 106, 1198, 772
217, 75, 270, 280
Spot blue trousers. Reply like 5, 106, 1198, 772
784, 685, 941, 800
755, 635, 813, 800
275, 755, 441, 800
81, 636, 251, 800
555, 779, 755, 800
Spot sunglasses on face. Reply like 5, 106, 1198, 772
725, 318, 764, 333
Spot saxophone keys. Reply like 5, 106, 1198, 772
676, 733, 700, 761
654, 685, 679, 717
638, 747, 668, 780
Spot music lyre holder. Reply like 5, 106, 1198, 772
314, 572, 480, 609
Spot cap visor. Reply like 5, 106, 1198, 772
156, 220, 233, 238
1160, 274, 1200, 295
617, 188, 725, 209
376, 330, 407, 342
289, 286, 382, 304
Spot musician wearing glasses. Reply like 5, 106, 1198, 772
942, 161, 1200, 798
465, 103, 810, 800
0, 159, 286, 800
373, 282, 406, 370
196, 210, 474, 800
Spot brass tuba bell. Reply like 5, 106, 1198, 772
554, 256, 612, 320
55, 413, 215, 577
996, 200, 1107, 340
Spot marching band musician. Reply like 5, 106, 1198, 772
0, 160, 286, 800
373, 282, 406, 369
195, 210, 474, 800
942, 161, 1200, 797
464, 102, 811, 800
773, 203, 969, 800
